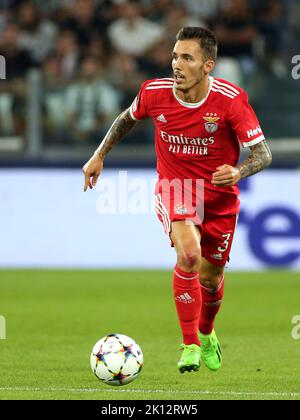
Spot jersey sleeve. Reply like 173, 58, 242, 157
129, 81, 150, 121
227, 91, 265, 148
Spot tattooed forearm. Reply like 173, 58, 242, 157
238, 140, 272, 179
95, 108, 136, 159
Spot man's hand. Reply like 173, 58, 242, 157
82, 153, 103, 192
212, 164, 241, 187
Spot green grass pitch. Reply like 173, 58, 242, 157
0, 269, 300, 400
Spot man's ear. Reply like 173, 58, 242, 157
204, 60, 215, 75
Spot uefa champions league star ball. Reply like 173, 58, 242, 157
90, 334, 143, 386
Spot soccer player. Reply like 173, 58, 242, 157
83, 27, 272, 373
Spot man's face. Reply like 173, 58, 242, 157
81, 59, 99, 80
172, 40, 214, 91
3, 25, 19, 47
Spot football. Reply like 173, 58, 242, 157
90, 334, 143, 386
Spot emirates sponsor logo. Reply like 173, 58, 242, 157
160, 130, 214, 146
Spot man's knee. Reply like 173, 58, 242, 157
171, 221, 201, 272
177, 246, 201, 272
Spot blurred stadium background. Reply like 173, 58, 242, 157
0, 0, 300, 401
0, 0, 299, 270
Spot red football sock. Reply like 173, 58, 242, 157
173, 265, 201, 346
198, 275, 224, 335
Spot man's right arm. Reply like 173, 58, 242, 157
82, 108, 136, 191
95, 108, 136, 159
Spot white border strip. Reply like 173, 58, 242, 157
0, 386, 299, 398
211, 87, 235, 99
129, 104, 138, 121
242, 135, 265, 148
212, 82, 237, 97
213, 79, 240, 94
146, 86, 173, 90
155, 195, 171, 234
147, 81, 174, 86
174, 270, 198, 280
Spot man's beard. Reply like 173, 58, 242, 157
175, 76, 203, 92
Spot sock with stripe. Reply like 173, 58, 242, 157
198, 275, 224, 335
173, 265, 201, 346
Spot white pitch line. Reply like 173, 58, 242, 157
0, 387, 300, 398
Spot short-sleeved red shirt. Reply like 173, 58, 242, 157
130, 76, 265, 216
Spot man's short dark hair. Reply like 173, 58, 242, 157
176, 27, 218, 61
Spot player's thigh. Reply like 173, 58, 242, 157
201, 214, 238, 269
171, 220, 202, 265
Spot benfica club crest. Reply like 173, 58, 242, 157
203, 114, 220, 133
174, 203, 188, 215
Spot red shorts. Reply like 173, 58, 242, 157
155, 193, 238, 267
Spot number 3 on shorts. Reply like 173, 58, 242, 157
217, 233, 231, 253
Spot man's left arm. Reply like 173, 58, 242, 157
212, 140, 272, 187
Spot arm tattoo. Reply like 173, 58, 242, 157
95, 108, 136, 158
238, 140, 272, 179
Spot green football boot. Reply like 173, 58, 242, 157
199, 329, 222, 371
178, 344, 201, 373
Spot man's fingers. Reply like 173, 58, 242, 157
212, 172, 233, 181
212, 169, 232, 178
211, 179, 232, 186
214, 164, 231, 176
212, 165, 240, 187
84, 171, 100, 191
92, 173, 99, 187
84, 173, 92, 192
212, 169, 234, 185
82, 155, 103, 192
83, 179, 89, 192
216, 164, 229, 171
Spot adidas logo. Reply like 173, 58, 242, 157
175, 292, 195, 304
211, 253, 222, 260
157, 114, 167, 123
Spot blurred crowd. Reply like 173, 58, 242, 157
0, 0, 294, 144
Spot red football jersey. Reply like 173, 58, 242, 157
129, 76, 265, 216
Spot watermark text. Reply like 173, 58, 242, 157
95, 171, 204, 224
291, 55, 300, 80
291, 315, 300, 340
0, 55, 6, 79
0, 315, 6, 339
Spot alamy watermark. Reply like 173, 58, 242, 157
291, 315, 300, 340
95, 171, 204, 224
291, 55, 300, 80
0, 315, 6, 339
0, 55, 6, 79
